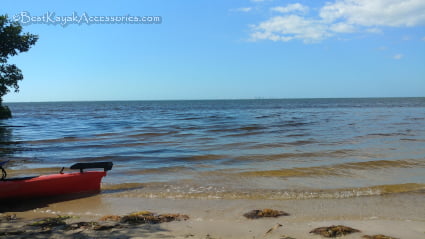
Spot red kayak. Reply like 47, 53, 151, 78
0, 162, 113, 200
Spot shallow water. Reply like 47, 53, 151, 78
2, 98, 425, 199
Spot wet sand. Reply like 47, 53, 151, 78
1, 192, 424, 238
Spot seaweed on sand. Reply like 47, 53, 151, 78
243, 209, 290, 219
158, 213, 190, 223
64, 221, 99, 231
99, 215, 122, 221
0, 230, 26, 236
121, 211, 160, 224
309, 225, 360, 237
29, 215, 72, 228
119, 211, 189, 225
362, 235, 399, 239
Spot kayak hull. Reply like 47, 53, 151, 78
0, 171, 106, 200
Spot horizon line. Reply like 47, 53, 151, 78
4, 96, 425, 104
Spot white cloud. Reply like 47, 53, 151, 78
249, 0, 425, 43
393, 54, 404, 60
366, 28, 383, 34
330, 22, 356, 33
233, 7, 253, 12
271, 3, 309, 14
320, 0, 425, 27
251, 15, 330, 43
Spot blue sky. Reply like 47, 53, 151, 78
2, 0, 425, 102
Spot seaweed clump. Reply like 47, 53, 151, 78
120, 211, 189, 224
310, 225, 360, 237
29, 215, 72, 229
0, 230, 26, 236
362, 235, 399, 239
243, 209, 290, 219
64, 221, 102, 231
99, 215, 122, 222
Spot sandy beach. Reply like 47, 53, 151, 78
1, 192, 424, 238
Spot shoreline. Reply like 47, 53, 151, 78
2, 192, 424, 238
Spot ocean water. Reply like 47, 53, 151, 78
2, 98, 425, 200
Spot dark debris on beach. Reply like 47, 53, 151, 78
0, 213, 409, 239
310, 225, 361, 237
100, 210, 190, 225
29, 215, 72, 228
0, 211, 189, 238
362, 235, 399, 239
243, 208, 290, 219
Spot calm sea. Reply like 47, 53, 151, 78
2, 98, 425, 200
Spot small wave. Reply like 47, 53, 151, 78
286, 134, 309, 137
354, 132, 414, 140
24, 137, 101, 144
255, 114, 279, 119
284, 140, 317, 146
343, 159, 425, 169
208, 125, 266, 133
102, 182, 145, 193
75, 155, 142, 162
76, 142, 149, 149
205, 142, 252, 151
126, 131, 179, 138
238, 159, 425, 177
279, 121, 310, 127
239, 126, 266, 131
234, 149, 357, 161
94, 132, 122, 137
177, 117, 203, 121
240, 166, 340, 177
126, 166, 191, 175
367, 133, 410, 137
223, 132, 263, 137
401, 138, 425, 142
105, 183, 425, 200
206, 115, 234, 120
177, 154, 227, 162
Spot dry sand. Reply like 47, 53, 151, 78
1, 192, 424, 238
